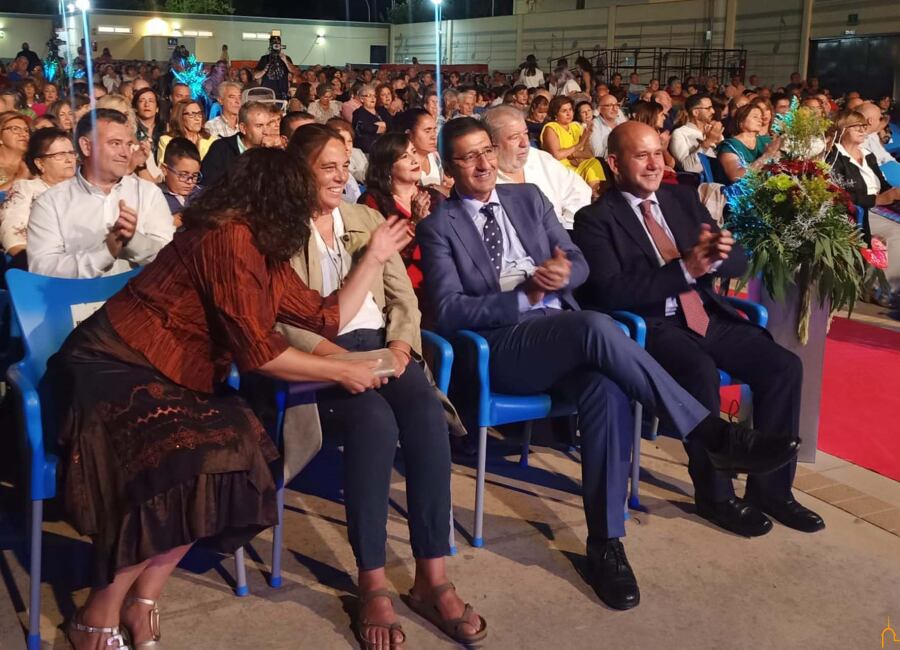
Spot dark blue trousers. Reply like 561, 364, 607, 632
479, 309, 709, 540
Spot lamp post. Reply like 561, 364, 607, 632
432, 0, 442, 117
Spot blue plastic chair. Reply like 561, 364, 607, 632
453, 318, 633, 548
4, 268, 140, 650
881, 160, 900, 187
884, 123, 900, 157
231, 329, 459, 593
616, 295, 769, 511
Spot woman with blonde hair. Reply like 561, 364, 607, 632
0, 111, 31, 196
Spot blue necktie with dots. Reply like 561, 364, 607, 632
481, 203, 503, 277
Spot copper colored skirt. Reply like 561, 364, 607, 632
47, 310, 279, 587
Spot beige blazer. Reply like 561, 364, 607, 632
275, 202, 462, 481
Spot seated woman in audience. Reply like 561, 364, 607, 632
750, 98, 775, 135
394, 108, 453, 196
629, 100, 678, 175
0, 112, 31, 197
0, 127, 75, 267
353, 84, 389, 154
52, 147, 411, 650
132, 88, 166, 160
575, 100, 594, 127
540, 96, 606, 193
237, 67, 255, 88
322, 117, 366, 201
359, 131, 441, 291
47, 100, 76, 133
717, 103, 782, 183
525, 94, 549, 147
826, 109, 900, 305
157, 99, 217, 165
284, 124, 486, 649
308, 84, 342, 124
42, 82, 59, 107
20, 80, 46, 117
376, 83, 401, 120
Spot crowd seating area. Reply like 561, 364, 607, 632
0, 35, 898, 650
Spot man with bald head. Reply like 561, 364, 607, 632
858, 101, 894, 164
573, 121, 823, 539
484, 105, 592, 229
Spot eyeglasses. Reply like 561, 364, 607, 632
600, 102, 620, 109
453, 145, 499, 167
847, 123, 868, 131
164, 166, 202, 183
695, 104, 714, 111
37, 150, 77, 161
2, 125, 29, 135
183, 110, 204, 118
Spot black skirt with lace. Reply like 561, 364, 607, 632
47, 310, 279, 587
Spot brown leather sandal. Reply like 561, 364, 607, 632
407, 582, 487, 646
355, 589, 406, 649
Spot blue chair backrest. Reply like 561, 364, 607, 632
886, 123, 900, 153
881, 160, 900, 188
5, 269, 140, 382
698, 153, 714, 184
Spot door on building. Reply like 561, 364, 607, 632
808, 34, 899, 101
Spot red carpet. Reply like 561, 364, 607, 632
817, 317, 900, 481
719, 316, 900, 480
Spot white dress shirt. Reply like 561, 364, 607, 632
620, 191, 703, 317
28, 170, 175, 279
313, 207, 384, 335
589, 112, 627, 158
670, 122, 717, 174
462, 189, 563, 311
308, 100, 342, 124
204, 115, 239, 139
496, 148, 591, 230
420, 151, 444, 187
517, 69, 545, 89
866, 132, 894, 165
837, 144, 882, 196
0, 177, 49, 252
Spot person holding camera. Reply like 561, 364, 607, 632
254, 34, 295, 100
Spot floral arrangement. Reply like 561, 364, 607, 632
725, 98, 874, 344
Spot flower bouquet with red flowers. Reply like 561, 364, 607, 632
725, 99, 874, 344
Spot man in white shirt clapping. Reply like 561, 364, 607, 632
28, 109, 174, 279
670, 94, 723, 174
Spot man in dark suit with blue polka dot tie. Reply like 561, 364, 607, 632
416, 117, 799, 611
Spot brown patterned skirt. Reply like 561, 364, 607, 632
47, 309, 279, 587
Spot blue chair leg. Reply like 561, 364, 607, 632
628, 403, 645, 511
28, 499, 42, 650
234, 547, 249, 597
519, 421, 534, 468
473, 426, 487, 548
448, 502, 457, 556
270, 480, 284, 588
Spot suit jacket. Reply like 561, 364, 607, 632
416, 183, 589, 336
277, 201, 422, 355
824, 147, 891, 240
571, 184, 748, 321
200, 133, 242, 186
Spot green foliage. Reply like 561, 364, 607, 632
165, 0, 234, 15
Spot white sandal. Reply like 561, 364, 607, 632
66, 610, 129, 648
122, 597, 162, 648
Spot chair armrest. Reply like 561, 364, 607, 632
455, 330, 492, 427
611, 311, 647, 348
724, 296, 768, 327
6, 362, 57, 500
421, 329, 454, 394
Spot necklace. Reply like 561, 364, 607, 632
315, 216, 347, 288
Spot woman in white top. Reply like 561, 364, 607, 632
0, 127, 76, 264
395, 108, 454, 196
283, 124, 487, 649
517, 55, 545, 89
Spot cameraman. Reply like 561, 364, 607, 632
254, 34, 295, 100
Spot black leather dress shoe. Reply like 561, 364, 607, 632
696, 497, 773, 537
694, 418, 800, 475
747, 497, 826, 533
587, 539, 640, 610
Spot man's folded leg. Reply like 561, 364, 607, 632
482, 309, 799, 476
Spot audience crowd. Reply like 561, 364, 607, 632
0, 39, 898, 650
